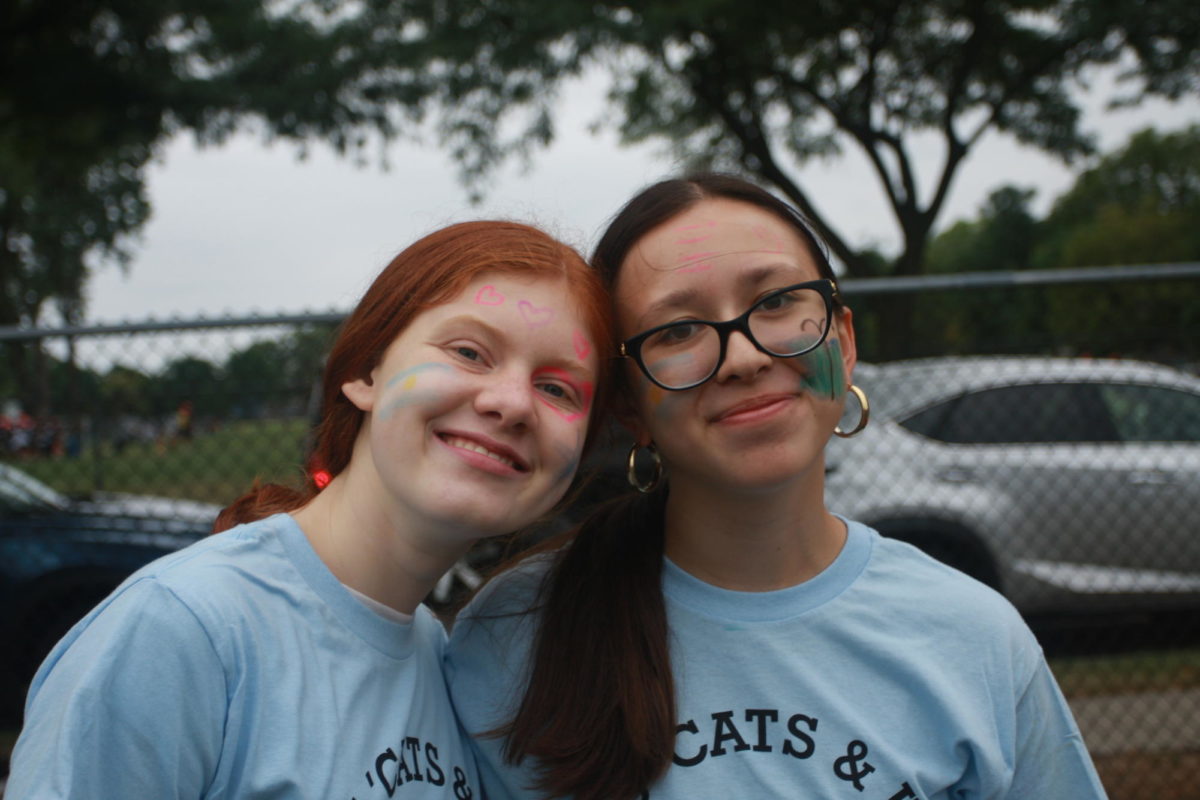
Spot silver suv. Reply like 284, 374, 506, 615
826, 357, 1200, 616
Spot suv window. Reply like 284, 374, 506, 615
901, 383, 1119, 444
1097, 383, 1200, 442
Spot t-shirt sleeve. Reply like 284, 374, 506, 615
445, 559, 549, 800
1007, 656, 1108, 798
6, 578, 227, 800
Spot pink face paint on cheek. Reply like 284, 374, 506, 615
518, 300, 555, 327
534, 367, 594, 423
474, 285, 505, 305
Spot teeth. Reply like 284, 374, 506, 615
443, 436, 518, 469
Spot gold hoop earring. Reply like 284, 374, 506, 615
834, 384, 870, 438
626, 442, 664, 493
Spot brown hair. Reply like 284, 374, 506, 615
498, 174, 840, 799
214, 220, 613, 532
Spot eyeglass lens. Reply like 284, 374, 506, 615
641, 285, 830, 389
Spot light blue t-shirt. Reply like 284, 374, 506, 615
446, 519, 1106, 799
8, 513, 481, 800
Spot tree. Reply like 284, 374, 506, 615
155, 355, 222, 417
1, 0, 436, 333
401, 0, 1198, 282
1031, 126, 1200, 360
224, 340, 288, 418
1033, 125, 1200, 269
903, 126, 1200, 361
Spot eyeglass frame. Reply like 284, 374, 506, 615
618, 279, 841, 392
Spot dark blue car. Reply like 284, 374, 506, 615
0, 464, 216, 722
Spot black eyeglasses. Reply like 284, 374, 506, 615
619, 279, 839, 391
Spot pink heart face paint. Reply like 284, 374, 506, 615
475, 285, 506, 305
572, 330, 591, 361
518, 300, 555, 327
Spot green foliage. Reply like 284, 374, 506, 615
398, 0, 1200, 279
1, 0, 435, 331
17, 418, 312, 504
1034, 126, 1200, 269
887, 126, 1200, 362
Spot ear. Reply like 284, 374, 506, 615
341, 371, 378, 413
833, 306, 858, 382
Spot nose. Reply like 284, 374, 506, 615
714, 329, 772, 384
473, 369, 536, 430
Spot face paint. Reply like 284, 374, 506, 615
474, 285, 505, 305
384, 362, 452, 390
572, 330, 591, 361
378, 362, 453, 419
533, 367, 594, 423
644, 351, 698, 390
551, 438, 583, 487
793, 339, 845, 401
518, 299, 555, 328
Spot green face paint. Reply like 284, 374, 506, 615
795, 338, 845, 401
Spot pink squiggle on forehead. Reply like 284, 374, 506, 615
675, 235, 711, 245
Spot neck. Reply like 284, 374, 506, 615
662, 467, 846, 591
291, 460, 473, 616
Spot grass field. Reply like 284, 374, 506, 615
11, 417, 312, 505
1050, 647, 1200, 697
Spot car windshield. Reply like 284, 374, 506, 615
0, 463, 69, 511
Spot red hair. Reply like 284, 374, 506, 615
214, 221, 613, 532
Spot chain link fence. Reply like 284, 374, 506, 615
2, 265, 1198, 797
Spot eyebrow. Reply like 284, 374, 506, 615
636, 263, 801, 326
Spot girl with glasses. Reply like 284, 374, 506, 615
447, 176, 1105, 799
8, 221, 611, 799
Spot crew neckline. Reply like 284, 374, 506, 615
271, 513, 419, 659
661, 517, 873, 623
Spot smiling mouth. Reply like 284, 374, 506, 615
438, 434, 528, 472
711, 395, 794, 423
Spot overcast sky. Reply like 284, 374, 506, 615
83, 70, 1199, 325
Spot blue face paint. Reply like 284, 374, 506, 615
794, 338, 845, 401
384, 362, 451, 389
552, 440, 581, 486
377, 362, 454, 419
378, 390, 445, 420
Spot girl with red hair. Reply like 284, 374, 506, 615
9, 220, 612, 800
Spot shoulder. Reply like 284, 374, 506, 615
851, 521, 1040, 668
44, 514, 301, 668
455, 550, 554, 623
445, 552, 553, 693
125, 513, 295, 605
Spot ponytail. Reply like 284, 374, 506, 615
499, 490, 675, 800
212, 480, 316, 533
